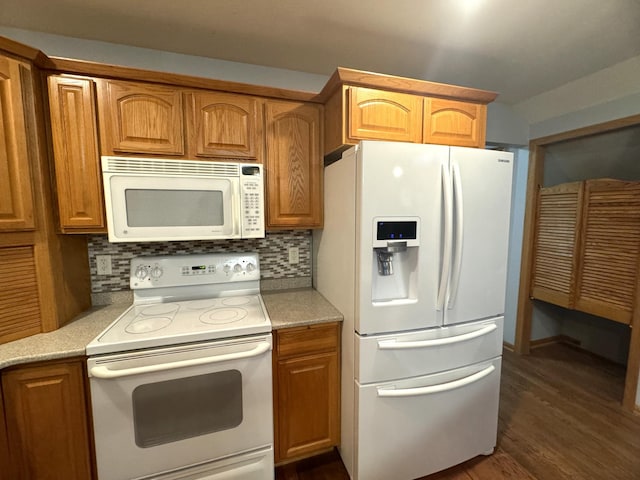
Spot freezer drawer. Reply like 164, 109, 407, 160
353, 357, 501, 480
356, 317, 503, 383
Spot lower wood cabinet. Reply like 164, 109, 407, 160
273, 322, 340, 463
1, 358, 94, 479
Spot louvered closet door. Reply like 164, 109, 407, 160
0, 246, 41, 343
575, 180, 640, 324
531, 182, 584, 308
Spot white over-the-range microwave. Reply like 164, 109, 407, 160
101, 156, 265, 242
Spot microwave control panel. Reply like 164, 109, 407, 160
240, 166, 265, 238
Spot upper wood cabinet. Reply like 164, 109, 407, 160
265, 100, 323, 229
47, 75, 105, 232
273, 323, 340, 463
323, 79, 491, 155
423, 98, 487, 148
186, 91, 263, 161
97, 79, 184, 156
2, 359, 94, 480
348, 86, 423, 144
0, 54, 35, 231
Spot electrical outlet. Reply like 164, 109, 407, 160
96, 255, 112, 275
288, 247, 299, 265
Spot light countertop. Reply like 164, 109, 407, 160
0, 288, 342, 370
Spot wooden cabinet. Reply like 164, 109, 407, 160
186, 91, 263, 161
323, 80, 491, 156
97, 79, 184, 156
348, 86, 423, 144
2, 358, 94, 479
265, 100, 323, 229
423, 97, 486, 148
531, 179, 640, 325
47, 75, 105, 232
0, 388, 10, 480
0, 54, 35, 231
273, 322, 340, 463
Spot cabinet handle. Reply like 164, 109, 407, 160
377, 324, 497, 350
377, 365, 495, 398
89, 341, 271, 379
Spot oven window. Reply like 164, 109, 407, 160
132, 370, 243, 448
125, 189, 224, 227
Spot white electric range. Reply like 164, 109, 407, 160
87, 253, 274, 480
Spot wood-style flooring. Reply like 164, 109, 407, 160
275, 343, 640, 480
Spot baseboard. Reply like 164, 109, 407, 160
530, 334, 581, 349
502, 341, 515, 352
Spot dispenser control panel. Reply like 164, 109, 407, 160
376, 221, 417, 240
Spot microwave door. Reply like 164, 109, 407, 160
106, 175, 239, 242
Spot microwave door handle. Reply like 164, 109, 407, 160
89, 341, 271, 379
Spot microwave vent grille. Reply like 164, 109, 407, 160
103, 157, 240, 177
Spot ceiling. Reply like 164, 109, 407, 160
1, 0, 640, 104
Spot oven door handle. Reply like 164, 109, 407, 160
89, 341, 271, 379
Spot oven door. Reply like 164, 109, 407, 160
104, 172, 240, 242
87, 334, 273, 480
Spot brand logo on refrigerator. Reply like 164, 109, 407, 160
497, 158, 511, 163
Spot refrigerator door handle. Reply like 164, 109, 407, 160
376, 365, 495, 397
437, 162, 453, 311
447, 161, 464, 309
377, 324, 497, 350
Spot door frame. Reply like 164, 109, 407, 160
514, 113, 640, 412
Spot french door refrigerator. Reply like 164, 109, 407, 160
313, 140, 513, 480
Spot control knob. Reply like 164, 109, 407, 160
134, 265, 148, 279
223, 264, 231, 274
246, 262, 256, 273
151, 266, 163, 279
233, 263, 243, 273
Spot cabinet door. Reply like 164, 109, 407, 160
423, 98, 486, 148
265, 101, 322, 228
2, 359, 93, 480
48, 76, 105, 232
276, 351, 339, 461
348, 86, 423, 144
0, 389, 11, 480
97, 79, 184, 155
186, 91, 262, 160
0, 55, 35, 231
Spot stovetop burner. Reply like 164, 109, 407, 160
86, 253, 271, 356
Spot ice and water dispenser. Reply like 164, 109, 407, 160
371, 218, 419, 303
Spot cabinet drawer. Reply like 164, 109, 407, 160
276, 323, 339, 358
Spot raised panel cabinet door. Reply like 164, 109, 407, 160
2, 359, 93, 480
48, 76, 105, 232
265, 101, 322, 228
348, 86, 423, 144
186, 91, 262, 160
97, 79, 184, 155
0, 55, 35, 231
0, 388, 11, 480
423, 98, 487, 148
276, 351, 339, 461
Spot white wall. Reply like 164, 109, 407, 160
0, 26, 328, 93
0, 26, 529, 147
514, 55, 640, 139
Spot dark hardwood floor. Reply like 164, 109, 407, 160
275, 343, 640, 480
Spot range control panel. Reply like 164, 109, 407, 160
130, 253, 260, 289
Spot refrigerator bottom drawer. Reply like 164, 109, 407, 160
353, 357, 501, 480
356, 317, 503, 383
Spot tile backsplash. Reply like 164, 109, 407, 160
87, 230, 312, 297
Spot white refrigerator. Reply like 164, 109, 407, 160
313, 140, 513, 480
